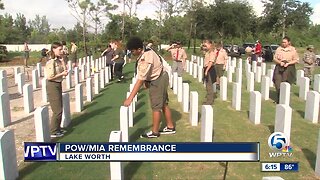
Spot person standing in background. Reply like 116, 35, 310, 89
61, 41, 69, 65
272, 36, 298, 104
303, 45, 316, 81
166, 41, 187, 76
101, 44, 114, 80
70, 41, 78, 68
23, 42, 30, 67
255, 40, 263, 65
213, 42, 228, 90
45, 42, 68, 138
202, 39, 216, 105
111, 40, 125, 82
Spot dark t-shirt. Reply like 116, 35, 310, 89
113, 49, 125, 63
104, 49, 114, 65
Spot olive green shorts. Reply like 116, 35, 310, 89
215, 64, 225, 77
149, 71, 169, 111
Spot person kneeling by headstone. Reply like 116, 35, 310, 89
124, 37, 176, 138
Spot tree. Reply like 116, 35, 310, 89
13, 13, 30, 43
123, 0, 143, 18
0, 0, 4, 10
261, 0, 313, 38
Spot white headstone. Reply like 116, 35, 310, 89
274, 104, 292, 142
65, 70, 72, 89
17, 73, 25, 94
75, 84, 83, 112
314, 74, 320, 92
34, 106, 50, 142
227, 68, 233, 83
299, 77, 310, 100
23, 84, 34, 113
126, 92, 133, 127
296, 70, 304, 86
186, 60, 190, 73
218, 76, 227, 101
232, 83, 241, 111
168, 68, 173, 89
200, 105, 213, 142
68, 61, 72, 71
100, 69, 105, 89
190, 91, 198, 126
261, 63, 266, 76
173, 72, 178, 94
61, 93, 71, 128
36, 63, 42, 77
86, 78, 93, 102
0, 92, 11, 128
267, 69, 274, 87
193, 63, 198, 78
41, 78, 48, 103
177, 77, 183, 102
182, 83, 189, 113
0, 130, 18, 180
109, 131, 123, 180
81, 64, 86, 81
105, 67, 110, 84
305, 91, 320, 123
0, 77, 8, 95
120, 106, 129, 142
94, 73, 100, 95
247, 72, 254, 92
189, 61, 193, 75
236, 68, 242, 85
252, 61, 257, 73
261, 76, 270, 100
262, 177, 284, 180
74, 67, 79, 85
86, 60, 91, 77
32, 69, 39, 89
14, 67, 21, 84
271, 64, 276, 70
256, 66, 262, 83
249, 91, 261, 125
198, 66, 203, 83
279, 82, 291, 106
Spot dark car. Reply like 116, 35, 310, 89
0, 45, 8, 61
316, 55, 320, 66
224, 44, 240, 57
263, 44, 279, 62
239, 43, 255, 55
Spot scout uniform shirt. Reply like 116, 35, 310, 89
169, 48, 187, 62
45, 58, 66, 82
213, 48, 228, 65
137, 50, 163, 81
303, 51, 316, 68
204, 50, 215, 67
274, 46, 299, 63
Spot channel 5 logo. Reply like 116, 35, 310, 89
268, 132, 293, 158
24, 142, 57, 161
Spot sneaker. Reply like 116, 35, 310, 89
60, 129, 67, 134
140, 131, 160, 138
159, 126, 176, 135
117, 79, 122, 82
50, 132, 64, 138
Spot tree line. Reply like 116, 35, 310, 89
0, 0, 319, 55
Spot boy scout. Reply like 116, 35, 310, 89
45, 42, 68, 138
303, 45, 316, 81
166, 41, 187, 76
272, 36, 299, 103
202, 39, 216, 105
124, 37, 175, 138
213, 42, 228, 90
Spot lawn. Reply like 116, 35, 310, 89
17, 59, 320, 179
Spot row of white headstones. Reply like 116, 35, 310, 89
0, 56, 113, 179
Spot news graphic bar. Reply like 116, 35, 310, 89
25, 142, 259, 162
261, 162, 299, 172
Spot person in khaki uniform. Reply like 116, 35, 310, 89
272, 36, 299, 104
303, 45, 316, 81
124, 37, 175, 138
45, 42, 68, 138
213, 42, 228, 89
166, 41, 187, 76
202, 39, 216, 105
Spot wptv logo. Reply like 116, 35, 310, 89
268, 132, 293, 158
24, 142, 57, 161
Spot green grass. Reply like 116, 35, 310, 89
18, 60, 320, 179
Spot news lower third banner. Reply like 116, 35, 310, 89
24, 142, 260, 162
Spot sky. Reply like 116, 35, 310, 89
0, 0, 319, 30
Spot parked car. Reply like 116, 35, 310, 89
263, 44, 279, 62
316, 55, 320, 66
224, 44, 240, 57
239, 43, 255, 55
0, 45, 8, 61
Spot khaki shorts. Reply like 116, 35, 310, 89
215, 64, 224, 77
149, 71, 169, 111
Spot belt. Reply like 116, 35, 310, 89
48, 80, 62, 83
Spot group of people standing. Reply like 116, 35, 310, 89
101, 40, 125, 82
